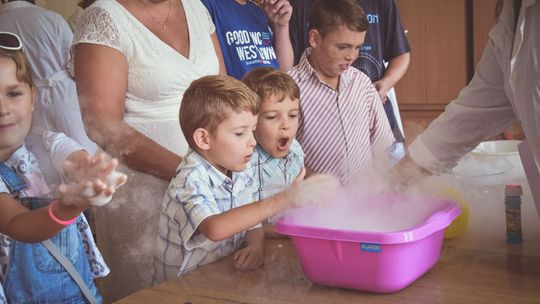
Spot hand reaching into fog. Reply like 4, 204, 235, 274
262, 0, 292, 28
389, 155, 432, 191
287, 173, 342, 207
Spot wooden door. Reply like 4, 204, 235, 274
395, 0, 468, 109
395, 0, 469, 141
473, 0, 498, 68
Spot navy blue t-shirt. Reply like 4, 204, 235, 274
351, 0, 411, 82
202, 0, 280, 80
289, 0, 410, 141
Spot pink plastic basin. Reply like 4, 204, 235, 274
275, 195, 461, 293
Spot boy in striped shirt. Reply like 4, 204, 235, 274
288, 0, 394, 185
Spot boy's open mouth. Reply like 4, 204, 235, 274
278, 137, 289, 150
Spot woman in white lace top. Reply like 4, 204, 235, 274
71, 0, 226, 301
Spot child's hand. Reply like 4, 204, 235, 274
287, 173, 342, 207
233, 245, 264, 270
64, 152, 124, 184
62, 152, 127, 207
262, 0, 292, 28
64, 152, 127, 191
57, 179, 111, 208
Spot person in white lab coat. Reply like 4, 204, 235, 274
402, 0, 539, 182
0, 0, 96, 185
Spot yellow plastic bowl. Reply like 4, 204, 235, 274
439, 186, 470, 239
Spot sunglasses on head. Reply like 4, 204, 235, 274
0, 32, 22, 51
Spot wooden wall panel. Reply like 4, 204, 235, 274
473, 0, 498, 68
395, 0, 468, 108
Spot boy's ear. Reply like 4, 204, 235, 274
193, 128, 211, 151
308, 29, 321, 48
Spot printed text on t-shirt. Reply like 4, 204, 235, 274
225, 30, 277, 64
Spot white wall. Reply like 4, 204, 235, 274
36, 0, 78, 20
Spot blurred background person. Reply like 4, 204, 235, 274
72, 0, 225, 300
0, 0, 97, 186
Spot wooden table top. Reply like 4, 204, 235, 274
116, 171, 540, 304
115, 238, 540, 304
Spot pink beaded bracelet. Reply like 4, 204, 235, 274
47, 200, 78, 226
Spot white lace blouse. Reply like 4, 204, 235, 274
70, 0, 220, 155
68, 3, 221, 297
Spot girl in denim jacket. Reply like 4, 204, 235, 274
0, 32, 126, 304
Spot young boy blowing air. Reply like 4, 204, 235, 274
152, 75, 338, 282
242, 67, 304, 237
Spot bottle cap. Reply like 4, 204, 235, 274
505, 184, 523, 196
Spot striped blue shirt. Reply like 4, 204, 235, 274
153, 149, 259, 282
251, 139, 304, 202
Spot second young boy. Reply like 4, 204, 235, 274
242, 67, 304, 237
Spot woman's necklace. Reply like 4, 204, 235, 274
137, 0, 171, 31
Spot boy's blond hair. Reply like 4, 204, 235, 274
0, 48, 34, 88
180, 75, 260, 150
241, 67, 300, 103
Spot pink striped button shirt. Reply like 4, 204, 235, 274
288, 49, 394, 184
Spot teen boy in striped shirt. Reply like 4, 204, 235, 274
288, 0, 394, 185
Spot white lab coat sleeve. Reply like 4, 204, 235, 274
408, 35, 517, 174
